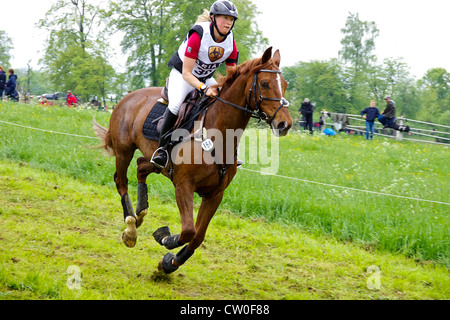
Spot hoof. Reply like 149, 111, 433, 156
158, 252, 179, 274
122, 216, 137, 248
153, 226, 171, 245
136, 209, 147, 228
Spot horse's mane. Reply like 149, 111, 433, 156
216, 57, 274, 89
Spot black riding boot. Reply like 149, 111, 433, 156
151, 108, 178, 170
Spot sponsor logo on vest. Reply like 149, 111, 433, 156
209, 46, 224, 62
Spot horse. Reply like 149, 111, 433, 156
93, 47, 293, 274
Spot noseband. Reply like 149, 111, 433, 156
215, 69, 290, 124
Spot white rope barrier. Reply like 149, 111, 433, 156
1, 118, 448, 205
0, 119, 98, 140
241, 168, 450, 206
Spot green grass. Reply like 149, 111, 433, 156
0, 160, 449, 300
0, 101, 448, 269
226, 132, 450, 265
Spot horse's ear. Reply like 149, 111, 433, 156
273, 49, 281, 67
261, 47, 273, 65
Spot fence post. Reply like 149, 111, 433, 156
396, 117, 404, 140
320, 111, 327, 132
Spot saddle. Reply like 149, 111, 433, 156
142, 78, 205, 141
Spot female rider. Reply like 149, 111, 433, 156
151, 0, 239, 170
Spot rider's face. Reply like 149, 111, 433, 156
214, 15, 235, 36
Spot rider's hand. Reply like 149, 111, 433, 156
206, 87, 218, 97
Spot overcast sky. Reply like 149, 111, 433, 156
1, 0, 449, 79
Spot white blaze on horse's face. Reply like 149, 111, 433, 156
276, 73, 283, 98
276, 73, 289, 106
270, 72, 290, 137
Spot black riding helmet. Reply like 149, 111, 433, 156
210, 0, 239, 38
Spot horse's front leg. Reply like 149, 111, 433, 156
188, 191, 224, 251
135, 157, 154, 228
157, 191, 224, 274
155, 184, 196, 274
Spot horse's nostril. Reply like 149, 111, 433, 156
277, 121, 287, 130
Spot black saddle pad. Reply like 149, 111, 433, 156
142, 102, 167, 141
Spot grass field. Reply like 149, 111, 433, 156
0, 101, 449, 300
1, 160, 449, 300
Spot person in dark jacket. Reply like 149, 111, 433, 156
378, 96, 396, 128
0, 66, 6, 100
378, 96, 410, 132
5, 68, 19, 101
299, 98, 314, 134
361, 100, 380, 140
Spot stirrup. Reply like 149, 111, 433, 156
150, 147, 169, 170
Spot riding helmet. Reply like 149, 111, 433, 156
210, 0, 239, 20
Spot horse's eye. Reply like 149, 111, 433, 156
261, 81, 269, 89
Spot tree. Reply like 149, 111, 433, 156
39, 0, 102, 53
0, 30, 13, 67
107, 0, 268, 88
71, 48, 115, 106
283, 60, 351, 115
38, 0, 116, 101
107, 0, 172, 88
339, 12, 379, 72
339, 12, 379, 109
417, 68, 450, 122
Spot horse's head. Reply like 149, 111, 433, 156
246, 47, 293, 137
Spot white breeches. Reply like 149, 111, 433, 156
167, 68, 218, 115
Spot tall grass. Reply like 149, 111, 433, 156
225, 132, 449, 265
0, 102, 448, 266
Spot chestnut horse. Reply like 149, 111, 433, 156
93, 47, 292, 274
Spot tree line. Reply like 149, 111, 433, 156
0, 1, 448, 124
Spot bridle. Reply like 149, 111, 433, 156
215, 69, 290, 124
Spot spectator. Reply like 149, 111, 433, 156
378, 96, 396, 128
39, 96, 49, 106
361, 100, 380, 140
67, 91, 77, 107
331, 113, 349, 132
378, 96, 410, 132
0, 66, 6, 100
5, 68, 19, 101
299, 98, 314, 134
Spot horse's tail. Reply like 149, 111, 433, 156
92, 118, 114, 157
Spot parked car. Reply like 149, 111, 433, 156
40, 93, 60, 100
